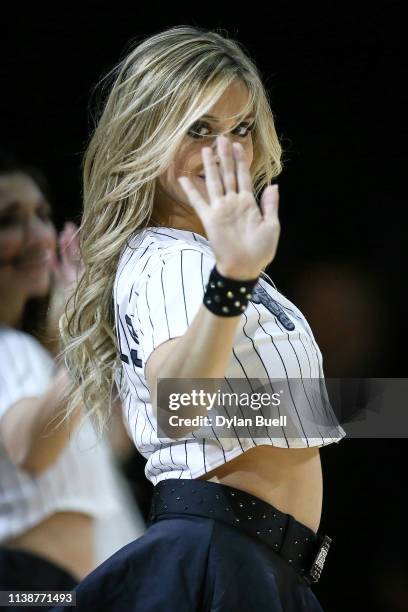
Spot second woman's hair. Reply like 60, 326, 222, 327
0, 151, 54, 344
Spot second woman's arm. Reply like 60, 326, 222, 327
0, 365, 82, 475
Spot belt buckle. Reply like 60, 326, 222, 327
304, 535, 332, 584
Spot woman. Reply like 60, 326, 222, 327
0, 154, 144, 609
55, 26, 346, 611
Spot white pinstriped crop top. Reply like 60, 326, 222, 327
113, 227, 347, 486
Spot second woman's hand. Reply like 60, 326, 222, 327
178, 134, 280, 281
51, 221, 84, 301
46, 222, 84, 355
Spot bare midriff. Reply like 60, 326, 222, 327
3, 512, 95, 581
197, 445, 323, 534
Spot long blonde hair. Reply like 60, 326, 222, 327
59, 25, 284, 437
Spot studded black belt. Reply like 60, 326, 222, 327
147, 479, 332, 586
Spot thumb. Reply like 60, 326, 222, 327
260, 184, 279, 220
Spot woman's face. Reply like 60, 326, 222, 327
155, 80, 255, 221
0, 172, 57, 299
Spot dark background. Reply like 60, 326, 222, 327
1, 2, 406, 609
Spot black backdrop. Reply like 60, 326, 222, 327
1, 2, 406, 609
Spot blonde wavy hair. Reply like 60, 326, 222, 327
58, 25, 284, 438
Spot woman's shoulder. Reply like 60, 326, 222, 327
0, 326, 55, 410
0, 325, 53, 366
126, 226, 212, 255
117, 226, 214, 279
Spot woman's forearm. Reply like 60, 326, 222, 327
150, 303, 242, 439
1, 365, 81, 475
160, 303, 241, 380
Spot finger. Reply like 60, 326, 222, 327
66, 221, 79, 231
49, 251, 62, 281
49, 250, 60, 271
217, 135, 237, 193
260, 184, 280, 220
233, 142, 253, 193
202, 147, 224, 202
58, 235, 75, 269
178, 176, 210, 218
60, 225, 80, 258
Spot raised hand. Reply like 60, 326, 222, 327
46, 222, 84, 352
178, 135, 280, 280
50, 221, 84, 301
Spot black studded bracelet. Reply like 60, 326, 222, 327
203, 265, 259, 317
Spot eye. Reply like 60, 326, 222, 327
0, 215, 19, 228
187, 120, 255, 140
187, 121, 212, 139
37, 205, 53, 222
233, 121, 255, 138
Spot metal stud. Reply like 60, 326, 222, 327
234, 301, 241, 307
279, 526, 283, 531
210, 282, 216, 288
288, 559, 293, 564
305, 537, 309, 542
226, 291, 234, 298
262, 514, 267, 519
294, 540, 299, 545
239, 502, 244, 508
214, 294, 221, 303
222, 306, 229, 313
256, 530, 261, 535
230, 492, 235, 497
245, 293, 252, 299
176, 496, 180, 501
274, 543, 279, 548
240, 286, 247, 293
248, 516, 253, 520
298, 553, 302, 558
225, 507, 230, 511
235, 518, 240, 523
216, 280, 224, 288
268, 529, 273, 533
251, 501, 256, 505
206, 299, 212, 304
240, 305, 246, 310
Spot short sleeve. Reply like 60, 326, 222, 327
134, 246, 216, 366
0, 327, 55, 419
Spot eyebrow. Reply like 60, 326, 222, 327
0, 199, 52, 214
201, 114, 255, 123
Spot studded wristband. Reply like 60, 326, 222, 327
203, 265, 259, 317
